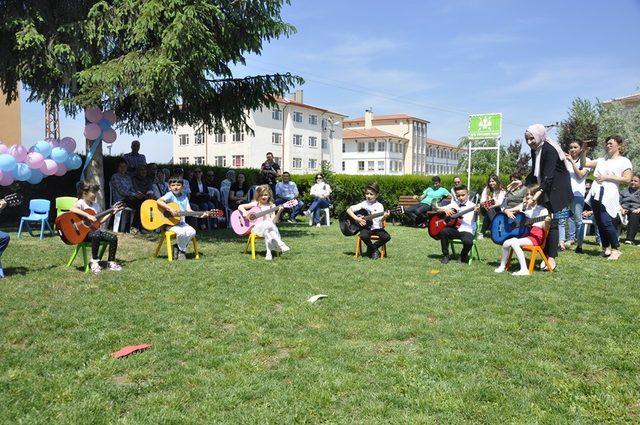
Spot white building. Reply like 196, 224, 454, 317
172, 91, 346, 174
342, 110, 461, 175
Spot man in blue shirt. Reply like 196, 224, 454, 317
275, 172, 304, 223
406, 176, 451, 227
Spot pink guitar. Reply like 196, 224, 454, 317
230, 199, 298, 236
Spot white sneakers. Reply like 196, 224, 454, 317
108, 261, 122, 271
90, 259, 122, 274
316, 223, 321, 227
265, 251, 273, 261
494, 266, 505, 273
494, 265, 529, 275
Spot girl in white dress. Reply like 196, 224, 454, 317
238, 185, 290, 260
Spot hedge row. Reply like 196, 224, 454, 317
0, 155, 495, 224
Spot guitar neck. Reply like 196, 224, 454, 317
252, 205, 279, 219
94, 206, 119, 221
524, 214, 550, 226
178, 211, 205, 218
451, 206, 476, 219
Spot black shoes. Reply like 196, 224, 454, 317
370, 250, 380, 260
440, 255, 450, 264
575, 246, 583, 254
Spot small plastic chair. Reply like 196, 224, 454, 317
449, 219, 482, 265
505, 222, 553, 273
244, 232, 280, 260
354, 220, 387, 259
154, 230, 199, 261
308, 206, 331, 226
17, 199, 54, 239
55, 196, 76, 230
67, 242, 108, 273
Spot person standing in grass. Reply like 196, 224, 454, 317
346, 182, 390, 260
157, 176, 210, 260
494, 185, 549, 276
71, 181, 125, 274
238, 185, 290, 261
435, 185, 479, 265
405, 176, 450, 227
582, 135, 633, 260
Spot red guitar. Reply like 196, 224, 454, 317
428, 199, 495, 239
55, 201, 125, 245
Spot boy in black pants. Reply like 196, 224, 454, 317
437, 185, 479, 264
347, 182, 390, 259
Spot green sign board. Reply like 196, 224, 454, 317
468, 113, 502, 139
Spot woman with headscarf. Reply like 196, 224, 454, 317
508, 124, 572, 271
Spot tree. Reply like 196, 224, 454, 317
455, 137, 530, 178
0, 0, 302, 206
558, 97, 599, 150
597, 101, 640, 170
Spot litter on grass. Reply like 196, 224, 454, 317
307, 294, 328, 303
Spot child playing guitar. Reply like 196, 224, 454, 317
157, 176, 211, 260
70, 181, 125, 274
346, 182, 390, 259
436, 185, 480, 264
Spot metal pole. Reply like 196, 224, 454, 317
467, 140, 472, 187
496, 137, 501, 175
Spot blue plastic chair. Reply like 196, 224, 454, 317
17, 199, 54, 239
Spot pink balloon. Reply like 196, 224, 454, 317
0, 170, 14, 186
40, 159, 58, 176
0, 144, 7, 154
85, 106, 103, 123
102, 128, 117, 144
54, 162, 68, 176
84, 123, 102, 140
103, 110, 117, 124
9, 144, 28, 162
26, 152, 45, 169
60, 137, 77, 153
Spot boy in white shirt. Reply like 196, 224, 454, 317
346, 182, 390, 259
437, 185, 480, 264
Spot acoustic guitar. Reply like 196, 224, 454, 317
490, 209, 572, 245
55, 201, 125, 245
0, 193, 23, 208
427, 199, 495, 239
230, 199, 298, 236
339, 206, 405, 237
140, 199, 224, 231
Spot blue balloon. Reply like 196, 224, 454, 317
14, 163, 32, 181
98, 118, 112, 131
50, 147, 69, 163
0, 153, 16, 172
33, 140, 52, 158
65, 153, 83, 170
27, 169, 44, 184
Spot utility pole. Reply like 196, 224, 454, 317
45, 97, 60, 139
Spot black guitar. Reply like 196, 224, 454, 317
339, 206, 404, 236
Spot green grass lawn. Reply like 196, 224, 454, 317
1, 222, 640, 423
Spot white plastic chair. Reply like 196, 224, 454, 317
309, 207, 331, 226
109, 181, 134, 232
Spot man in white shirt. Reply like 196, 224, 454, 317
436, 185, 480, 264
275, 172, 304, 223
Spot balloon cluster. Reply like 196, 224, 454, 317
0, 138, 82, 185
84, 107, 118, 144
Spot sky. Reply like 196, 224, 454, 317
18, 0, 640, 162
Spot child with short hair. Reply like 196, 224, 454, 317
436, 185, 479, 264
157, 176, 209, 260
494, 185, 549, 276
346, 182, 390, 259
70, 180, 124, 274
238, 184, 290, 260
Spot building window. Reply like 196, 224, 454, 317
342, 142, 346, 153
309, 136, 318, 148
308, 158, 318, 169
322, 118, 328, 130
232, 155, 244, 167
293, 134, 303, 146
214, 133, 226, 143
322, 139, 328, 149
367, 161, 374, 171
272, 132, 282, 144
368, 141, 375, 152
293, 157, 302, 168
378, 161, 384, 171
272, 108, 282, 120
194, 133, 205, 145
195, 156, 205, 165
341, 161, 345, 171
358, 161, 365, 171
293, 111, 303, 122
309, 114, 318, 125
232, 131, 244, 142
214, 156, 226, 167
179, 157, 189, 164
378, 140, 386, 151
274, 156, 282, 165
179, 134, 189, 146
399, 162, 403, 172
358, 143, 365, 152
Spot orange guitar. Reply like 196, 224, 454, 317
140, 199, 224, 231
55, 202, 125, 245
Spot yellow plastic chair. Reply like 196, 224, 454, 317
154, 230, 199, 261
67, 242, 108, 273
505, 222, 553, 273
354, 220, 387, 259
244, 232, 280, 259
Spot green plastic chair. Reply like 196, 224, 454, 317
55, 196, 76, 228
67, 242, 108, 273
449, 218, 482, 265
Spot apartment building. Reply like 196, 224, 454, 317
172, 91, 346, 174
343, 110, 461, 175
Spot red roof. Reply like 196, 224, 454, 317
427, 138, 461, 150
344, 114, 430, 124
343, 128, 408, 140
275, 97, 347, 117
